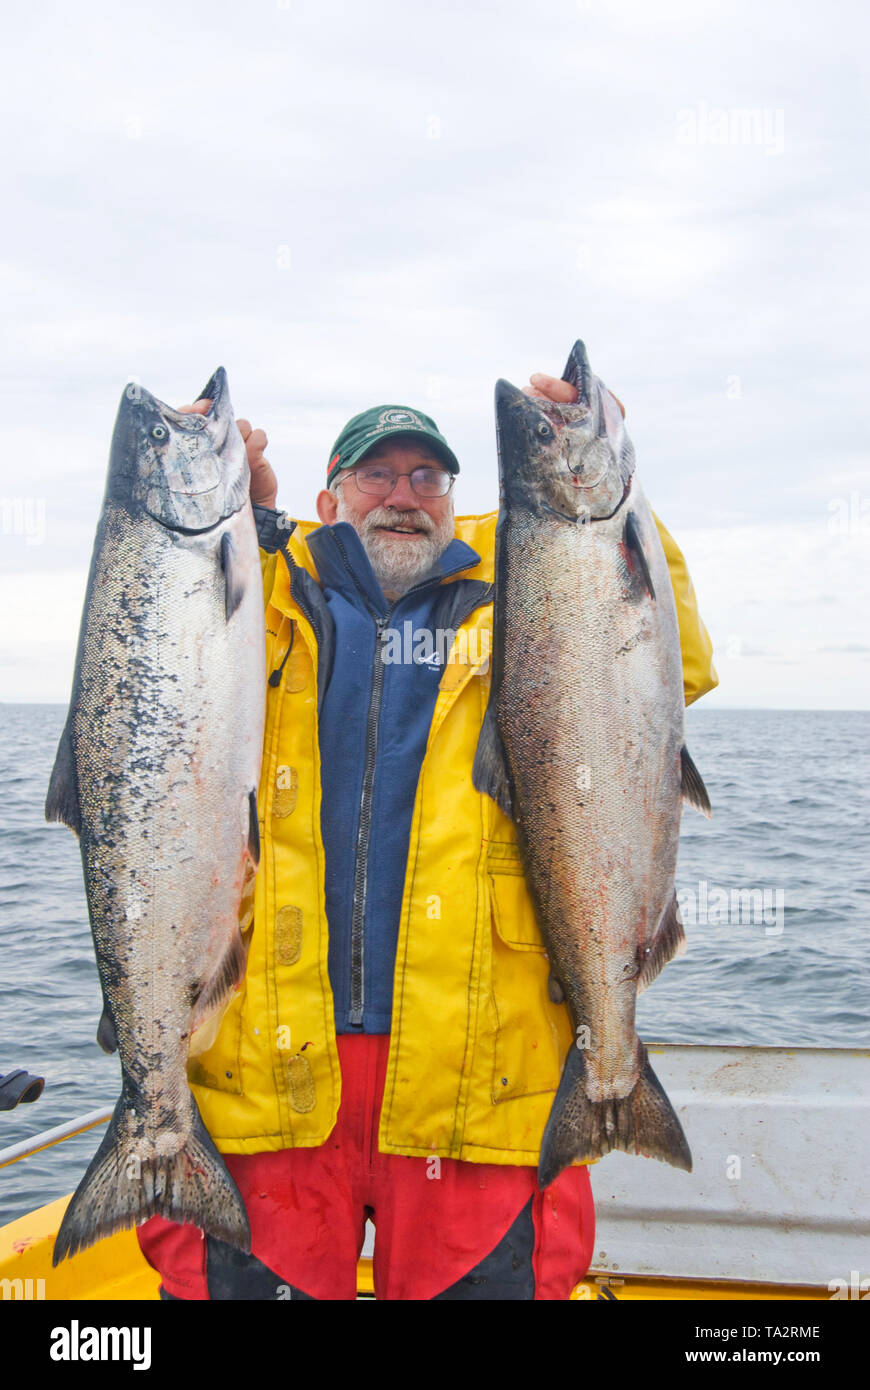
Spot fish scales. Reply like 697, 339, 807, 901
499, 502, 683, 1090
475, 340, 710, 1187
76, 501, 258, 1117
47, 369, 264, 1264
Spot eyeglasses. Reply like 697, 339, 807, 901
337, 463, 454, 499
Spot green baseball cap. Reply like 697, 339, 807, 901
327, 405, 460, 487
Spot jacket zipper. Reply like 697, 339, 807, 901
347, 611, 388, 1025
275, 524, 489, 1028
330, 531, 447, 1027
329, 530, 389, 1026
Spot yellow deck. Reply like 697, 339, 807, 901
0, 1194, 830, 1300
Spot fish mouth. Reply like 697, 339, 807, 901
140, 368, 233, 498
128, 367, 231, 433
197, 366, 228, 410
147, 507, 230, 536
560, 339, 594, 408
124, 366, 228, 425
495, 378, 605, 483
109, 367, 248, 530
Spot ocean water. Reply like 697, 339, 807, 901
1, 703, 868, 1225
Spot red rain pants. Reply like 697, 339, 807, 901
138, 1033, 595, 1300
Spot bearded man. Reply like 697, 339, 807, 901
137, 370, 717, 1300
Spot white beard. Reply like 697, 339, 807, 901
333, 491, 455, 596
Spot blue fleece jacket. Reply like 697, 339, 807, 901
305, 521, 481, 1033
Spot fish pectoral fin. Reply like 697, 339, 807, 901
472, 702, 514, 819
637, 894, 686, 994
220, 531, 246, 620
623, 511, 655, 599
96, 1001, 118, 1055
44, 719, 81, 835
190, 932, 248, 1032
680, 745, 712, 818
247, 787, 260, 865
548, 968, 566, 1004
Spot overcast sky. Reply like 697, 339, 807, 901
1, 0, 867, 707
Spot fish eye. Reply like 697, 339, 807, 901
151, 424, 168, 441
536, 421, 552, 439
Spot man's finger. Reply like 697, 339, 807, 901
526, 374, 627, 420
528, 373, 578, 404
245, 427, 268, 457
236, 417, 252, 441
178, 398, 212, 416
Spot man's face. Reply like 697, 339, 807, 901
316, 438, 456, 598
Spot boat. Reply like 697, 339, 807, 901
1, 1043, 865, 1300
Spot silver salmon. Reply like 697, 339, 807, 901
47, 368, 265, 1264
474, 340, 710, 1187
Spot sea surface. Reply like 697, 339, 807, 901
1, 703, 868, 1225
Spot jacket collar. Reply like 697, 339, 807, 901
305, 521, 480, 615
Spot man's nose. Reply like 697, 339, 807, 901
387, 473, 417, 506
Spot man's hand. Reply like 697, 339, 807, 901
179, 399, 278, 510
525, 372, 625, 419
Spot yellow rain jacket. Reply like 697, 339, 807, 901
189, 510, 717, 1165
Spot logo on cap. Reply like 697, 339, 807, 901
370, 408, 426, 434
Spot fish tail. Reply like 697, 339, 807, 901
538, 1041, 692, 1188
52, 1094, 251, 1266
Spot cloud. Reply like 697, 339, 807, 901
817, 643, 870, 654
672, 523, 870, 708
0, 0, 867, 707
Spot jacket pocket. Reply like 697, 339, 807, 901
486, 841, 545, 948
486, 845, 573, 1104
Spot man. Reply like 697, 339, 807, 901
137, 369, 717, 1300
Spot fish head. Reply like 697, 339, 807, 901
107, 367, 250, 532
495, 340, 635, 522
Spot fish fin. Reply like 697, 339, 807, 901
52, 1093, 250, 1266
96, 1003, 118, 1055
681, 745, 712, 818
637, 895, 686, 994
220, 531, 246, 620
45, 719, 81, 835
623, 511, 655, 599
548, 969, 566, 1004
247, 788, 260, 865
190, 932, 248, 1033
538, 1041, 692, 1188
472, 702, 514, 819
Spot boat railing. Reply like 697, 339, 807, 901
0, 1108, 112, 1171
